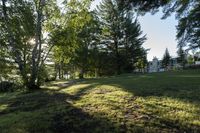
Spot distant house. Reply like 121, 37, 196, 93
194, 52, 200, 65
148, 57, 161, 72
148, 57, 179, 73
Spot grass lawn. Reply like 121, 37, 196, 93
0, 70, 200, 133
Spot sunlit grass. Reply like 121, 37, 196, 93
63, 83, 200, 132
0, 104, 8, 111
0, 69, 200, 132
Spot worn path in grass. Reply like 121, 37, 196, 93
0, 70, 200, 133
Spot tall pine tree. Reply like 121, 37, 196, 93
162, 48, 171, 69
97, 0, 146, 74
177, 46, 187, 67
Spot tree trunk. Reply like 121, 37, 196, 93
95, 68, 98, 78
54, 63, 58, 80
114, 39, 121, 75
29, 0, 45, 89
61, 61, 64, 79
58, 63, 61, 79
79, 69, 84, 79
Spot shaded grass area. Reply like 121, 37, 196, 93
0, 70, 200, 133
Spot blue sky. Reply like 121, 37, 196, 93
138, 12, 178, 61
58, 0, 178, 61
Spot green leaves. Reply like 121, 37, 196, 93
176, 2, 200, 49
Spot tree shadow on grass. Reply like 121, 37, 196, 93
0, 87, 123, 133
80, 76, 200, 132
1, 75, 200, 133
89, 74, 200, 103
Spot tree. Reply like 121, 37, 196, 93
162, 48, 171, 69
134, 48, 148, 72
51, 0, 97, 79
119, 0, 169, 13
1, 0, 150, 85
122, 15, 147, 72
176, 2, 200, 50
187, 55, 194, 65
1, 0, 35, 87
97, 0, 124, 74
1, 0, 60, 89
97, 0, 146, 74
177, 46, 187, 67
194, 52, 200, 62
73, 11, 99, 79
0, 46, 14, 81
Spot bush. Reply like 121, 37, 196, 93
184, 64, 200, 70
0, 81, 20, 92
37, 65, 49, 85
45, 76, 56, 82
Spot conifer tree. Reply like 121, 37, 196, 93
162, 48, 171, 68
97, 0, 146, 74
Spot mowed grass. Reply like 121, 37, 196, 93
0, 70, 200, 133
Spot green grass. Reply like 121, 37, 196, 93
0, 70, 200, 133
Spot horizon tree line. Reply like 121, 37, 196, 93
0, 0, 199, 89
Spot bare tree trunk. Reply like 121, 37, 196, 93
29, 0, 45, 89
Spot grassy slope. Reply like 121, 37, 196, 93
0, 70, 200, 133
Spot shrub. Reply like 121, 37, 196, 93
184, 64, 200, 69
0, 81, 20, 92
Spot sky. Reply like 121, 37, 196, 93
58, 0, 179, 61
138, 12, 178, 61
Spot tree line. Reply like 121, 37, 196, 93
0, 0, 199, 89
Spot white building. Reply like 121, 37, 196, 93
148, 57, 161, 72
148, 57, 179, 73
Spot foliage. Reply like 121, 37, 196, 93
0, 0, 148, 86
0, 81, 22, 92
177, 46, 187, 67
97, 0, 147, 74
1, 0, 35, 84
194, 52, 200, 61
49, 0, 147, 78
162, 48, 171, 68
175, 1, 200, 50
0, 0, 61, 89
187, 55, 194, 65
50, 0, 96, 79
